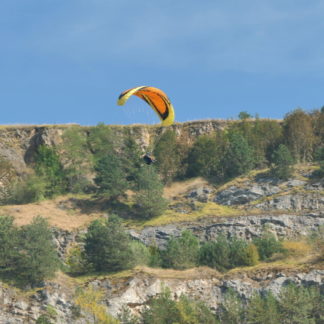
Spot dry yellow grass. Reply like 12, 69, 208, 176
0, 195, 102, 230
163, 177, 209, 199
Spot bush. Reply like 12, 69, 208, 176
246, 291, 280, 324
278, 284, 323, 323
142, 287, 217, 324
271, 144, 294, 180
35, 145, 66, 197
130, 240, 151, 267
14, 216, 60, 286
134, 166, 167, 219
199, 236, 258, 272
199, 236, 231, 272
0, 215, 18, 272
94, 152, 129, 200
84, 215, 132, 272
253, 232, 285, 261
162, 230, 200, 270
65, 244, 88, 275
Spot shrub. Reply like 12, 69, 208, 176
246, 292, 280, 324
253, 233, 285, 261
134, 166, 167, 219
130, 240, 151, 267
94, 152, 129, 200
65, 244, 88, 275
162, 230, 200, 270
278, 284, 322, 323
35, 145, 66, 197
199, 235, 231, 272
0, 215, 18, 272
271, 144, 294, 180
199, 236, 258, 271
14, 216, 60, 286
84, 215, 132, 272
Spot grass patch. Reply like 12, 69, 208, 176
125, 202, 239, 228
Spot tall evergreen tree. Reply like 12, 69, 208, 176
223, 131, 255, 178
134, 166, 167, 219
283, 109, 315, 162
14, 216, 59, 286
84, 215, 132, 272
94, 152, 128, 200
271, 144, 294, 180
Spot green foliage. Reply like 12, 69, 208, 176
121, 135, 143, 186
278, 284, 323, 324
271, 144, 294, 180
130, 240, 151, 267
94, 152, 129, 200
36, 314, 53, 324
61, 126, 93, 193
199, 236, 231, 272
153, 130, 186, 184
199, 236, 257, 272
253, 232, 285, 261
134, 166, 167, 219
246, 292, 280, 324
35, 145, 66, 197
142, 286, 217, 324
65, 244, 88, 275
223, 130, 255, 178
84, 215, 132, 272
162, 230, 200, 270
186, 135, 224, 180
88, 123, 115, 159
148, 244, 163, 268
0, 215, 18, 272
283, 109, 315, 162
14, 216, 60, 286
218, 289, 245, 324
9, 175, 48, 204
238, 111, 252, 120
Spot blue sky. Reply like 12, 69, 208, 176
0, 0, 324, 125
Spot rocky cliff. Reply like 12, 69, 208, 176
0, 121, 323, 323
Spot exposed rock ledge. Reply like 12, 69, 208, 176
129, 213, 324, 249
1, 266, 323, 323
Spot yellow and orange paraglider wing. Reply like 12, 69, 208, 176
117, 86, 175, 126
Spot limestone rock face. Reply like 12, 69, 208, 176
130, 213, 324, 248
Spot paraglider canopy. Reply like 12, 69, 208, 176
117, 86, 175, 126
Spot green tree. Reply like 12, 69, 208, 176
218, 289, 245, 324
253, 232, 285, 261
238, 111, 252, 120
61, 126, 93, 193
84, 215, 132, 272
246, 292, 280, 324
153, 130, 185, 184
14, 216, 60, 286
142, 287, 180, 324
199, 235, 231, 272
134, 166, 167, 219
0, 215, 18, 273
94, 152, 129, 200
163, 230, 200, 270
87, 123, 115, 159
278, 284, 319, 324
223, 131, 255, 178
271, 144, 294, 180
121, 134, 143, 186
283, 109, 315, 162
35, 145, 66, 197
187, 134, 225, 180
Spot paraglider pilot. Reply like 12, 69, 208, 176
143, 153, 156, 165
